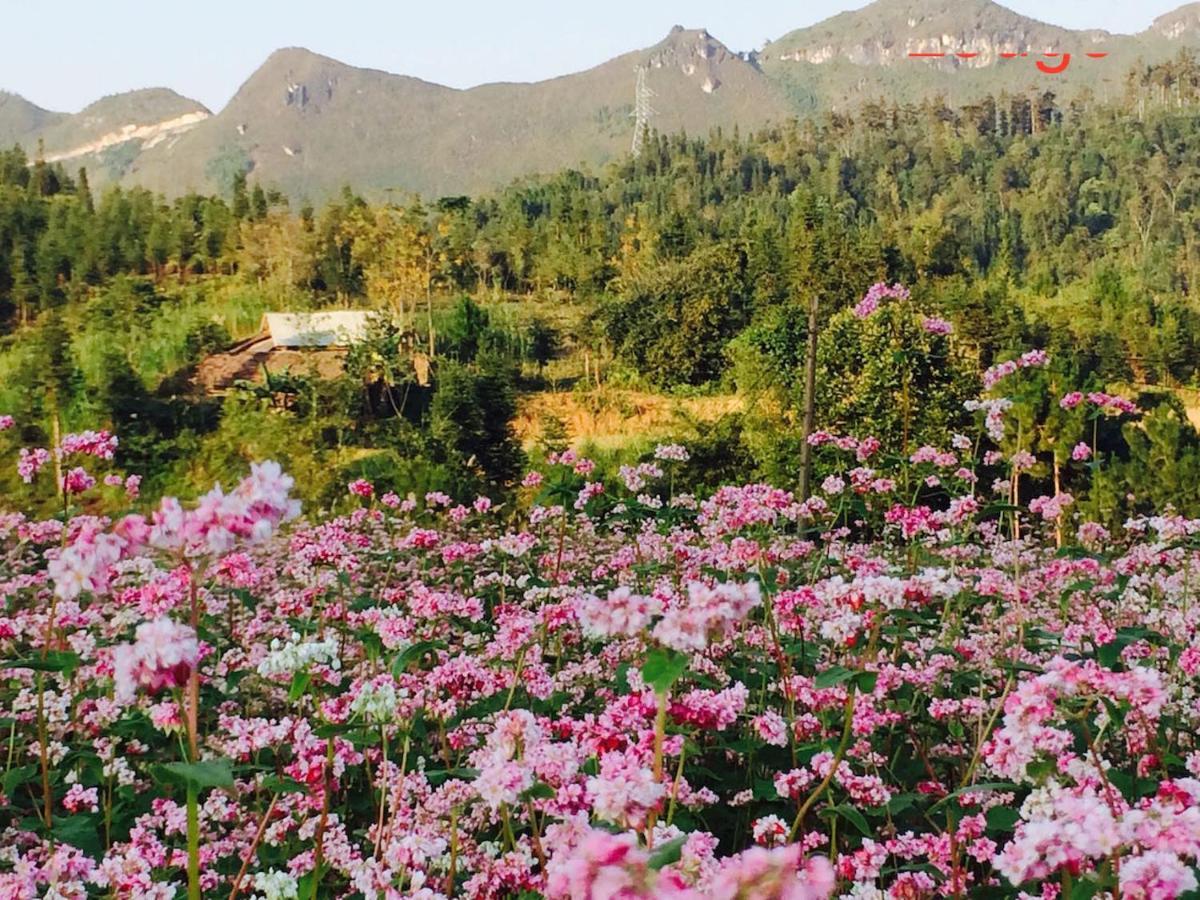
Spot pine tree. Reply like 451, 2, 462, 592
9, 243, 34, 327
231, 171, 250, 220
250, 184, 269, 221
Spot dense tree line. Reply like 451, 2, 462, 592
5, 56, 1200, 516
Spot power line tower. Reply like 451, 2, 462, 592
631, 66, 656, 158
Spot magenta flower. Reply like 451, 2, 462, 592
347, 478, 374, 499
61, 466, 96, 495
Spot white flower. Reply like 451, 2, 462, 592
350, 678, 399, 724
253, 870, 298, 900
257, 633, 341, 677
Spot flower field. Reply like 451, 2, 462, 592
3, 373, 1200, 899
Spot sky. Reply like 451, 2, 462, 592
0, 0, 1190, 113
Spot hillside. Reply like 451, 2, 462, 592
7, 1, 1200, 198
0, 91, 64, 145
123, 30, 790, 201
760, 0, 1196, 110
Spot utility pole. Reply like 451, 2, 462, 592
798, 294, 819, 502
631, 66, 656, 158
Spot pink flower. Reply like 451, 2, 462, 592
752, 711, 789, 747
652, 580, 762, 652
62, 784, 100, 814
709, 846, 835, 899
577, 587, 662, 638
545, 830, 657, 900
1060, 391, 1085, 409
921, 315, 953, 335
1088, 391, 1141, 415
1010, 451, 1036, 472
1072, 442, 1092, 461
654, 443, 690, 462
149, 461, 299, 556
0, 414, 13, 431
853, 282, 909, 319
1029, 493, 1073, 521
982, 354, 1047, 390
17, 446, 50, 483
1119, 851, 1198, 899
348, 478, 374, 499
56, 430, 118, 460
61, 467, 96, 495
587, 750, 666, 828
111, 618, 201, 703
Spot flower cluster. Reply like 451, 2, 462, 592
852, 282, 910, 318
2, 370, 1198, 900
111, 617, 201, 703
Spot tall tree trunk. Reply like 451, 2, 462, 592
799, 294, 819, 502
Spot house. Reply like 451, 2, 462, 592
192, 311, 431, 396
261, 311, 371, 348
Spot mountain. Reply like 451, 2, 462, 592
759, 0, 1192, 110
124, 31, 790, 201
1, 88, 210, 182
0, 92, 65, 146
5, 1, 1200, 200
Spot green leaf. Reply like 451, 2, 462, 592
814, 666, 855, 689
53, 814, 103, 855
2, 651, 81, 674
929, 781, 1021, 812
392, 640, 447, 675
258, 775, 309, 794
1025, 759, 1056, 781
2, 764, 37, 798
854, 670, 879, 693
885, 792, 917, 815
518, 781, 556, 802
642, 648, 689, 694
288, 671, 312, 702
826, 803, 872, 837
615, 662, 631, 693
157, 758, 235, 789
424, 767, 480, 786
647, 834, 687, 870
986, 805, 1020, 832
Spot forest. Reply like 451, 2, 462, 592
4, 56, 1200, 521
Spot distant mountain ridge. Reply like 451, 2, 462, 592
4, 0, 1200, 200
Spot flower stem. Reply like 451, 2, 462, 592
186, 781, 200, 900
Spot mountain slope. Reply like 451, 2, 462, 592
1, 88, 210, 183
760, 0, 1195, 111
0, 91, 65, 146
125, 30, 791, 201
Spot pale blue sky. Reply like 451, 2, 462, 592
0, 0, 1188, 113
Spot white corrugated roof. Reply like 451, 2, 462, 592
262, 311, 371, 348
